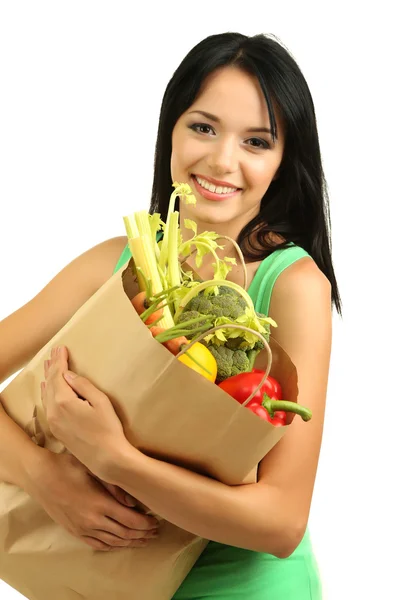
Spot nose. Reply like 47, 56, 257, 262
206, 136, 239, 176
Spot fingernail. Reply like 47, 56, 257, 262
64, 370, 77, 381
125, 494, 136, 507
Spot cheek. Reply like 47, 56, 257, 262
171, 133, 203, 177
245, 157, 281, 191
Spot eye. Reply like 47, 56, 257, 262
245, 137, 270, 149
189, 123, 216, 136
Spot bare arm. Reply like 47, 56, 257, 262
97, 258, 332, 558
0, 237, 160, 552
0, 236, 129, 384
0, 401, 47, 488
0, 236, 128, 485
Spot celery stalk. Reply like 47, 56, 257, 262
166, 212, 181, 299
123, 213, 175, 329
149, 213, 163, 260
134, 211, 153, 240
123, 214, 140, 239
123, 183, 195, 327
157, 189, 177, 273
158, 183, 192, 273
158, 221, 170, 274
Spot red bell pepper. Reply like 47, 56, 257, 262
218, 371, 283, 405
251, 369, 282, 399
246, 401, 286, 426
218, 371, 312, 426
245, 394, 312, 426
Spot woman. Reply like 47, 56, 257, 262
0, 32, 341, 599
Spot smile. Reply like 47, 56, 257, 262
193, 175, 239, 194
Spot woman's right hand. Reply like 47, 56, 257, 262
24, 450, 159, 552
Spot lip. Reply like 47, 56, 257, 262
193, 173, 241, 189
191, 174, 242, 202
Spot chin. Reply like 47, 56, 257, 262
187, 204, 238, 226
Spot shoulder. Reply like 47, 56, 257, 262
0, 236, 128, 382
49, 235, 129, 299
271, 255, 331, 314
269, 256, 332, 360
75, 235, 128, 288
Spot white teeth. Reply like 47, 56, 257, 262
195, 176, 237, 194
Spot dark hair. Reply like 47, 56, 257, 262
149, 32, 342, 315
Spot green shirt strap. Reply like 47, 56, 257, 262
247, 246, 310, 316
113, 243, 131, 275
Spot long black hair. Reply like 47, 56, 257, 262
149, 32, 342, 315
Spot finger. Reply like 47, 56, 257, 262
42, 368, 76, 415
90, 528, 154, 547
41, 365, 83, 431
107, 504, 159, 531
80, 534, 149, 552
92, 530, 138, 547
45, 350, 74, 400
62, 370, 106, 407
80, 536, 114, 552
100, 517, 159, 541
58, 345, 70, 361
48, 346, 69, 376
99, 481, 137, 508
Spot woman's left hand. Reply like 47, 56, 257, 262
42, 346, 128, 477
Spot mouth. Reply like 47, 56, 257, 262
190, 174, 242, 202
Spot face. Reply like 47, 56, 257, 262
170, 66, 285, 238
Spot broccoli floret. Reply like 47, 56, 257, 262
206, 344, 250, 382
183, 287, 247, 320
180, 286, 257, 379
232, 349, 250, 376
252, 335, 268, 352
207, 346, 233, 381
185, 295, 214, 315
207, 294, 244, 319
219, 286, 248, 308
175, 310, 211, 333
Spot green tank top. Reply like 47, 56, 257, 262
113, 242, 322, 600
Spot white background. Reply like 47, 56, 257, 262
0, 1, 399, 599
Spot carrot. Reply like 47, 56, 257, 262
131, 291, 164, 325
149, 326, 165, 338
131, 291, 147, 315
148, 325, 187, 355
163, 336, 189, 356
144, 308, 164, 325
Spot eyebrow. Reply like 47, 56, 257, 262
187, 110, 273, 134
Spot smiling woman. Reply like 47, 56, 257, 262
0, 31, 339, 600
171, 68, 285, 235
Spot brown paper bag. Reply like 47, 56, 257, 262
0, 259, 298, 600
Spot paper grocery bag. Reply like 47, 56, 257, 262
0, 259, 298, 600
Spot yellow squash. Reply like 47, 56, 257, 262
178, 342, 217, 383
